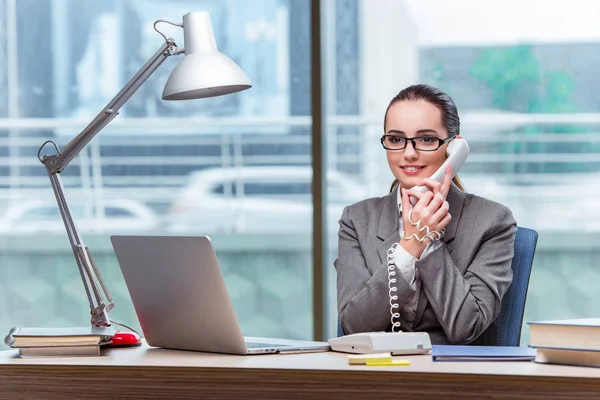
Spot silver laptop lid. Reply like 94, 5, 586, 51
110, 235, 249, 355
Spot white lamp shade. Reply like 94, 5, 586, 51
162, 12, 251, 100
162, 52, 252, 100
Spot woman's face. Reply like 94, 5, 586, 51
384, 100, 449, 189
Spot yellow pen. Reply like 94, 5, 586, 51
347, 353, 411, 366
348, 352, 392, 365
365, 359, 411, 367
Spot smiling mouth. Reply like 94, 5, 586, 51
401, 166, 425, 172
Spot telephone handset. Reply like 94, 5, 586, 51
409, 137, 470, 206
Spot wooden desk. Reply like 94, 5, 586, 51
1, 343, 600, 399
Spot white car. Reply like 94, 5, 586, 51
167, 166, 367, 234
0, 198, 159, 235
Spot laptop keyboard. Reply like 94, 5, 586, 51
245, 341, 291, 349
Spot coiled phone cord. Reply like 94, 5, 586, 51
387, 243, 402, 333
400, 206, 445, 242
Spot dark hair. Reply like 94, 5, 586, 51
385, 84, 464, 192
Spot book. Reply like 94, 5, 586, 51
528, 318, 600, 350
535, 347, 600, 368
4, 326, 114, 348
18, 345, 101, 358
432, 345, 536, 361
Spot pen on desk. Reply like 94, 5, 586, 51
347, 353, 411, 367
365, 359, 411, 367
348, 352, 390, 364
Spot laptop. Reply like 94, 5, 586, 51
110, 235, 330, 355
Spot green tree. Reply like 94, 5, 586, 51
469, 45, 590, 174
470, 45, 576, 118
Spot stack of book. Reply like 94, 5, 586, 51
528, 318, 600, 368
4, 326, 114, 358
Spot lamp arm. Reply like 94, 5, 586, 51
51, 39, 179, 172
38, 39, 180, 327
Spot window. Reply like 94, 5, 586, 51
1, 0, 592, 347
0, 0, 312, 347
323, 0, 600, 341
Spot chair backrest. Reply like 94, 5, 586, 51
337, 226, 539, 345
495, 226, 538, 346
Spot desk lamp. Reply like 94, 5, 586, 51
36, 12, 251, 344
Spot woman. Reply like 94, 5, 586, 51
335, 84, 516, 345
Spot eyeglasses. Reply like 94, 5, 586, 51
380, 134, 456, 151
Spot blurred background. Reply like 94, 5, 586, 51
0, 0, 598, 348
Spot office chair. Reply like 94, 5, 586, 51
495, 226, 538, 346
336, 226, 538, 346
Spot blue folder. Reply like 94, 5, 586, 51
432, 345, 536, 361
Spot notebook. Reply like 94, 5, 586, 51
18, 345, 101, 358
5, 326, 114, 348
432, 345, 536, 361
110, 235, 330, 355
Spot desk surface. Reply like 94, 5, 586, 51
1, 343, 600, 399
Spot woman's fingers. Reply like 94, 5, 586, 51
437, 213, 452, 231
422, 177, 442, 195
408, 191, 443, 219
401, 188, 411, 214
405, 189, 433, 211
441, 164, 452, 199
406, 189, 450, 236
431, 199, 450, 225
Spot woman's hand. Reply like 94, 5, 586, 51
399, 164, 453, 258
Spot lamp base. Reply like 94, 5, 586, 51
104, 331, 142, 348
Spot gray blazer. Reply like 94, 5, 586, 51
335, 184, 516, 345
